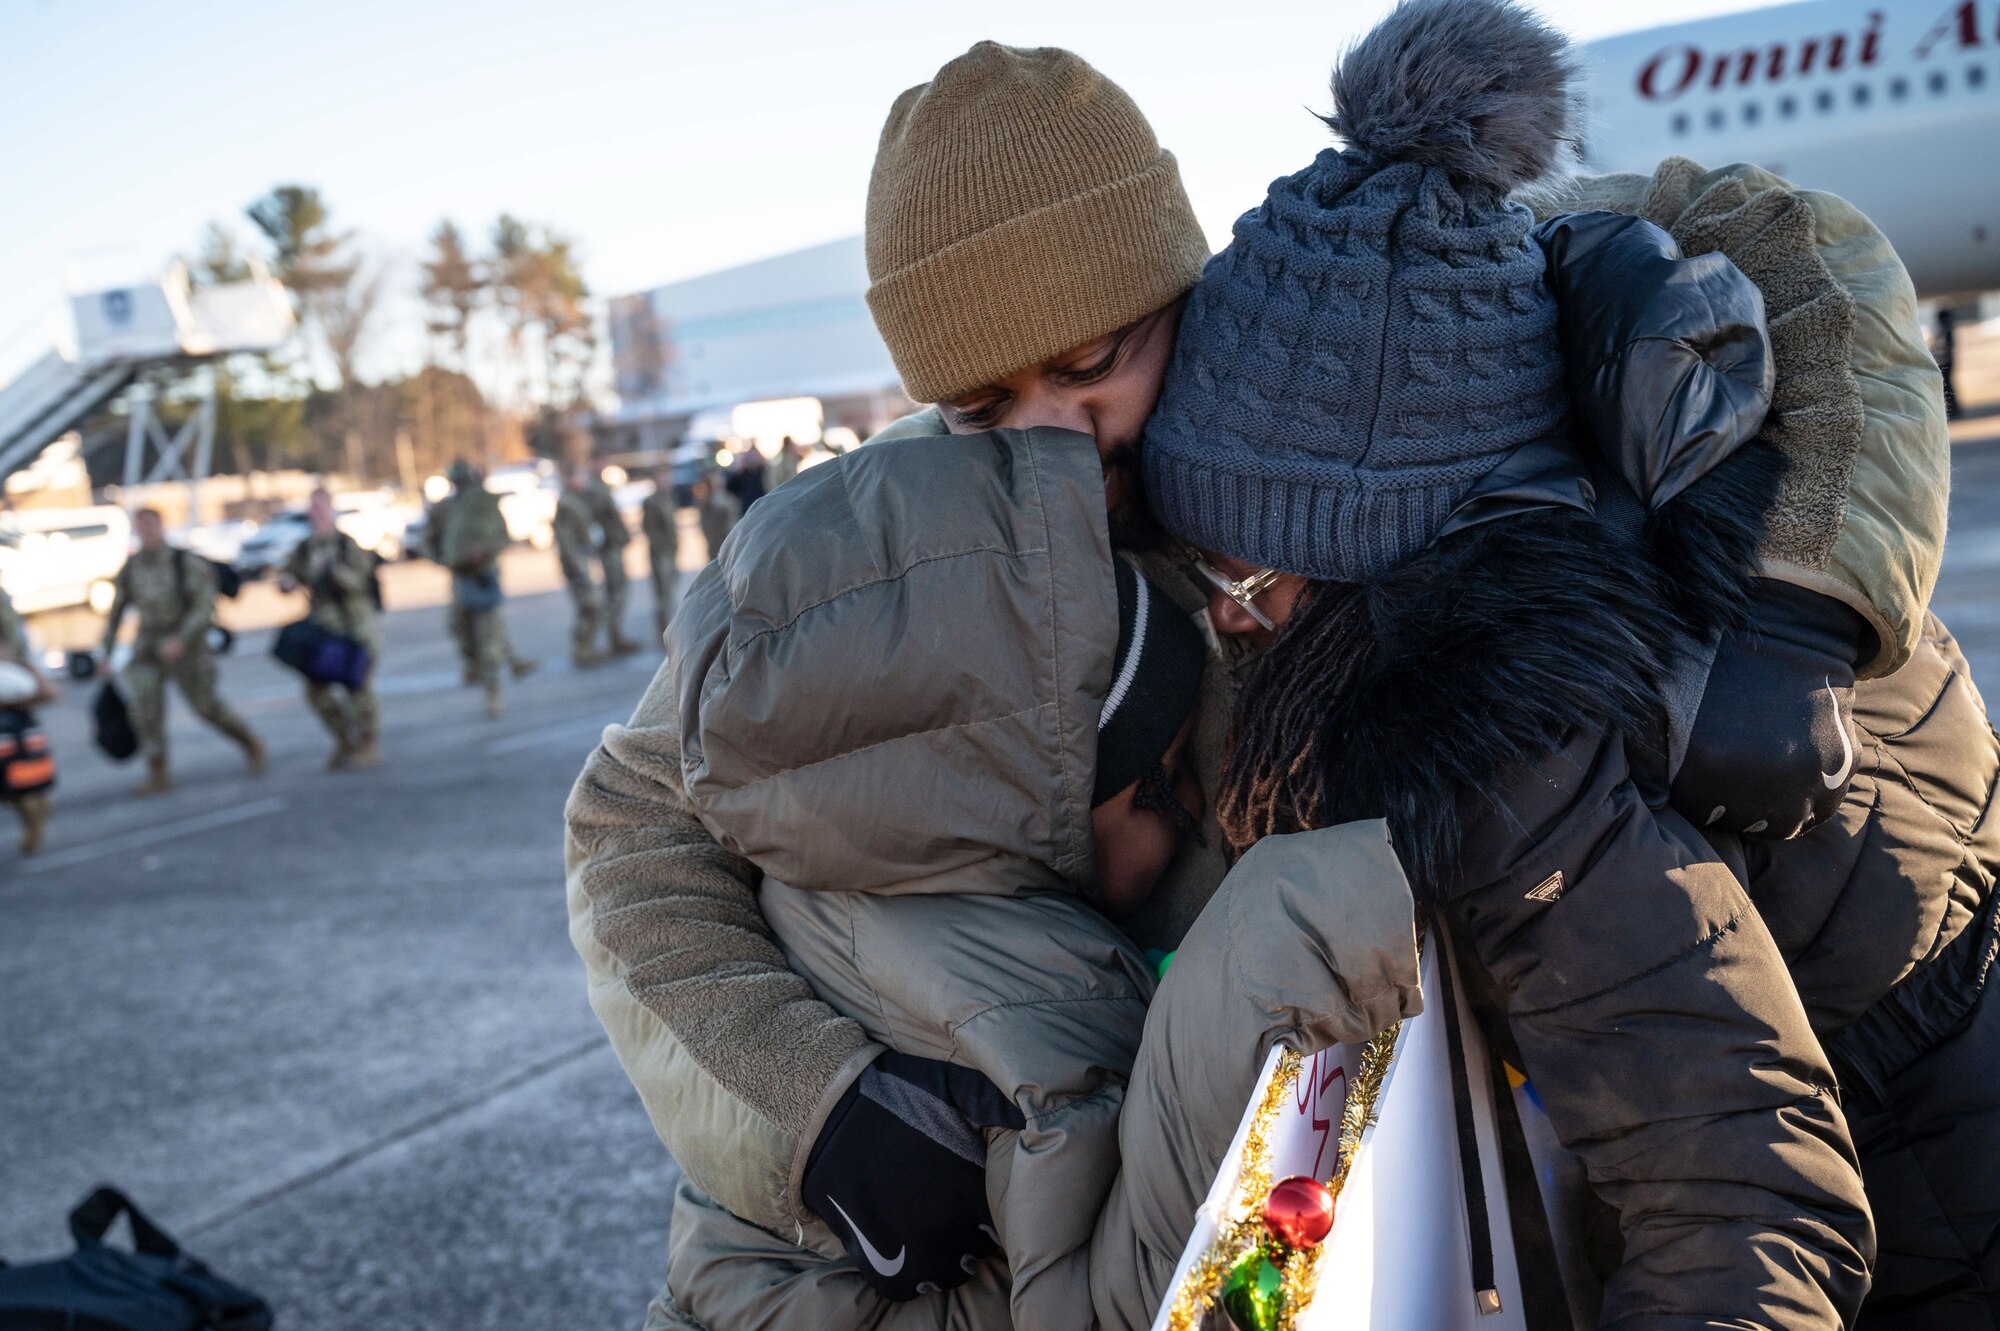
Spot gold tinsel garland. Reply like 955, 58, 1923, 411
1160, 1024, 1403, 1331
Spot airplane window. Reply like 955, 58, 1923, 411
1931, 70, 1950, 94
1778, 95, 1798, 117
1890, 77, 1909, 99
1970, 64, 1988, 88
1816, 89, 1836, 112
1852, 84, 1871, 106
1707, 107, 1726, 129
1743, 102, 1761, 124
1671, 112, 1690, 135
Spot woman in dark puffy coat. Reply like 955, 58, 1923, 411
1144, 1, 1993, 1325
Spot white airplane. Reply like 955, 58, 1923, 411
1580, 0, 2000, 302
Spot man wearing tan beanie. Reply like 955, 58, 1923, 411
865, 42, 1211, 534
567, 42, 1223, 1326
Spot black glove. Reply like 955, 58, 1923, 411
1673, 580, 1870, 840
800, 1049, 1025, 1301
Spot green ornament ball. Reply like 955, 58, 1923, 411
1220, 1247, 1284, 1331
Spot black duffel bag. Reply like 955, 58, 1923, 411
271, 620, 370, 691
0, 1186, 272, 1330
93, 681, 140, 762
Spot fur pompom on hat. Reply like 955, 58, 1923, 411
1144, 0, 1576, 584
1325, 0, 1577, 191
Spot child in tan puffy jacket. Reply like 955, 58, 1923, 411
655, 426, 1420, 1331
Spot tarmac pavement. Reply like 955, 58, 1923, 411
2, 545, 684, 1329
5, 449, 2000, 1329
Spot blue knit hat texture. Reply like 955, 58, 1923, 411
1144, 0, 1579, 584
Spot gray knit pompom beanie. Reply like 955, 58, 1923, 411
1143, 0, 1577, 582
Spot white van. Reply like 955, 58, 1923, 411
486, 464, 558, 550
0, 505, 132, 615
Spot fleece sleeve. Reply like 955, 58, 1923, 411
564, 658, 880, 1233
1454, 727, 1873, 1331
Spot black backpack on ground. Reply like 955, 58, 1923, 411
93, 682, 140, 762
0, 1187, 272, 1330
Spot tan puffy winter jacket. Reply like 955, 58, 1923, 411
648, 426, 1419, 1331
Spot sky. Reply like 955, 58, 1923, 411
0, 0, 1772, 388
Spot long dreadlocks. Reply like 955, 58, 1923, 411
1216, 578, 1368, 857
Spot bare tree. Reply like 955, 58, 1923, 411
316, 262, 384, 395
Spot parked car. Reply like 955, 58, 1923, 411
184, 519, 259, 567
333, 490, 421, 562
0, 505, 132, 615
404, 510, 435, 562
234, 511, 311, 579
486, 464, 557, 550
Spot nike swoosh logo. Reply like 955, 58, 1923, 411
1821, 679, 1855, 791
829, 1196, 906, 1278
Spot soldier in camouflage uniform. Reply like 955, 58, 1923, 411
427, 462, 535, 688
437, 465, 517, 719
589, 471, 640, 657
640, 466, 681, 644
0, 585, 53, 854
554, 467, 608, 668
692, 471, 741, 563
282, 489, 381, 769
99, 508, 264, 795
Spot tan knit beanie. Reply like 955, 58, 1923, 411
865, 42, 1211, 405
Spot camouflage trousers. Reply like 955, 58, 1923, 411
305, 672, 377, 747
450, 605, 510, 689
650, 555, 679, 643
602, 552, 630, 642
125, 644, 256, 762
448, 603, 517, 687
565, 574, 605, 660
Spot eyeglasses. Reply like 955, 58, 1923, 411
1185, 547, 1284, 631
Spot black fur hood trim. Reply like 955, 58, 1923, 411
1308, 443, 1783, 895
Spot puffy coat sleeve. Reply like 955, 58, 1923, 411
1536, 157, 1949, 678
1453, 727, 1873, 1330
654, 821, 1419, 1331
1085, 821, 1423, 1328
1534, 210, 1773, 511
564, 659, 880, 1234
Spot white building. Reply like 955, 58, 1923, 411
602, 236, 912, 455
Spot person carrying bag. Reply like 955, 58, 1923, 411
274, 489, 382, 769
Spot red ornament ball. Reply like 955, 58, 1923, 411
1262, 1175, 1336, 1249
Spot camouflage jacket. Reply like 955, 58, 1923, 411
286, 531, 379, 648
589, 482, 630, 552
554, 488, 599, 587
439, 488, 509, 574
102, 545, 214, 658
0, 587, 26, 662
641, 492, 677, 563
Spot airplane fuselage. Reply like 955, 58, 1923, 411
1582, 0, 2000, 298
